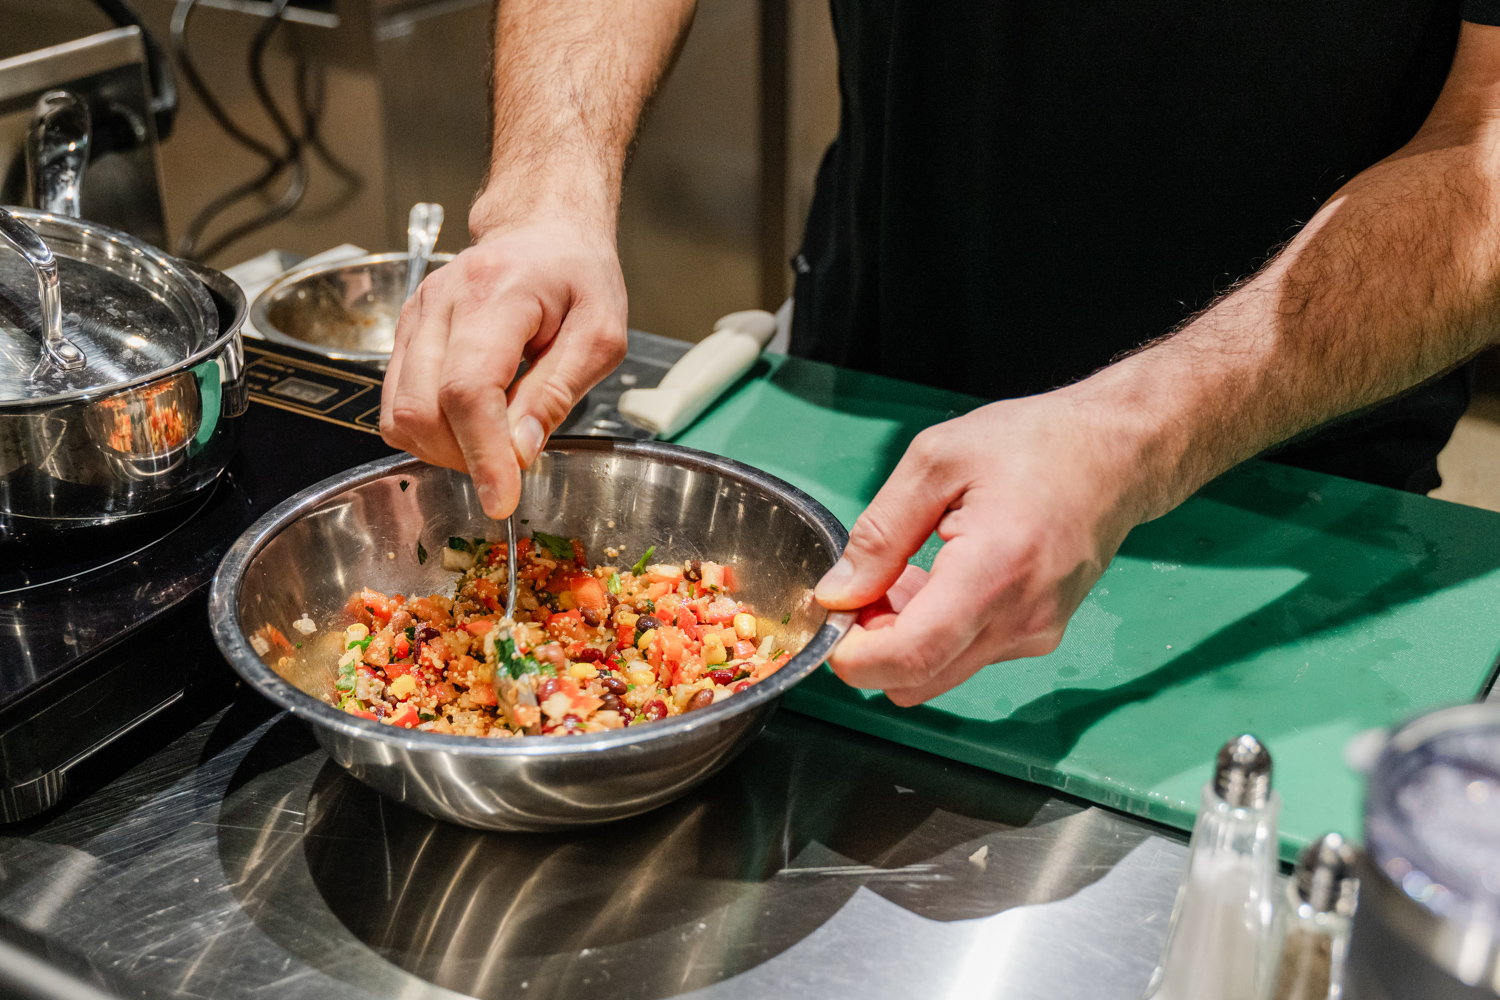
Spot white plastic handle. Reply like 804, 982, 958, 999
617, 309, 777, 438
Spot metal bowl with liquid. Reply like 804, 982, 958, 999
250, 252, 454, 366
209, 439, 855, 831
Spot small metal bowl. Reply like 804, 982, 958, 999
209, 439, 854, 831
250, 252, 455, 365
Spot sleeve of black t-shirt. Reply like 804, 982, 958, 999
1463, 0, 1500, 25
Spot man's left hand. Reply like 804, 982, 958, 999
815, 392, 1149, 705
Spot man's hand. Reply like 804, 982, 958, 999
380, 217, 626, 519
816, 394, 1148, 705
379, 0, 696, 519
819, 21, 1500, 705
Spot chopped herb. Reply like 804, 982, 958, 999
447, 536, 472, 553
772, 649, 786, 660
399, 480, 409, 491
472, 537, 486, 549
495, 632, 543, 679
418, 711, 436, 722
533, 531, 576, 560
296, 642, 303, 649
780, 612, 791, 625
631, 545, 656, 576
606, 572, 621, 595
335, 661, 357, 693
539, 663, 557, 676
520, 519, 529, 524
639, 599, 655, 614
417, 540, 428, 564
627, 683, 636, 692
404, 625, 416, 642
347, 635, 373, 652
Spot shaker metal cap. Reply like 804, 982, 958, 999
1214, 733, 1273, 809
1295, 832, 1361, 916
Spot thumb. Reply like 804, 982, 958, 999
816, 437, 957, 609
505, 308, 627, 467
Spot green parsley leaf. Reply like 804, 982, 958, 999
533, 531, 576, 560
495, 632, 544, 679
295, 642, 303, 649
335, 661, 357, 693
780, 612, 791, 625
418, 711, 436, 722
399, 480, 409, 491
606, 572, 621, 595
639, 599, 655, 614
447, 536, 472, 553
347, 635, 373, 652
416, 540, 427, 564
631, 545, 656, 576
404, 625, 416, 642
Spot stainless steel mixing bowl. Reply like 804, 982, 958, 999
250, 252, 455, 365
209, 439, 854, 831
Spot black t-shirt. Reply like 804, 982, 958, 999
791, 1, 1500, 492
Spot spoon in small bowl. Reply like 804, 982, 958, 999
403, 202, 444, 303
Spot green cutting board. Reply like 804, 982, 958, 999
673, 354, 1500, 861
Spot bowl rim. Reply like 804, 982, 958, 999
209, 437, 855, 757
249, 251, 458, 362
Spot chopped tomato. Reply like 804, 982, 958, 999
547, 610, 590, 641
408, 596, 447, 623
359, 588, 396, 623
699, 563, 727, 593
656, 626, 688, 664
719, 566, 737, 592
645, 564, 684, 586
545, 567, 574, 593
348, 707, 378, 720
733, 639, 757, 659
463, 619, 495, 636
393, 636, 410, 659
472, 577, 503, 613
484, 541, 508, 566
468, 681, 498, 706
388, 705, 421, 728
615, 624, 636, 648
572, 575, 609, 612
647, 581, 672, 600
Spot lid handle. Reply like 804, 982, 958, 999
0, 207, 85, 372
26, 91, 91, 220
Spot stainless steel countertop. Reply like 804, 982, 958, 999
0, 696, 1187, 1000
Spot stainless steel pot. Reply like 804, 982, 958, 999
0, 91, 245, 537
209, 440, 855, 831
0, 208, 245, 536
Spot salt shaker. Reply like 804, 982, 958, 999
1144, 734, 1283, 1000
1267, 833, 1359, 1000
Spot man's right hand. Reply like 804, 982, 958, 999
378, 215, 627, 521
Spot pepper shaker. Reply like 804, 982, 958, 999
1267, 833, 1359, 1000
1144, 734, 1283, 1000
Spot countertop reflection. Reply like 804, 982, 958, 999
0, 697, 1185, 999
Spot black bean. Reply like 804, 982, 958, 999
601, 693, 622, 712
536, 677, 560, 702
685, 560, 702, 582
607, 594, 620, 610
601, 675, 627, 695
685, 689, 715, 712
580, 606, 602, 627
636, 614, 665, 632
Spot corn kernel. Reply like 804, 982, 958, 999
568, 661, 598, 680
627, 668, 656, 688
703, 635, 727, 665
733, 613, 757, 640
388, 674, 417, 699
636, 628, 657, 651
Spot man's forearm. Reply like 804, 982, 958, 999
1075, 30, 1500, 526
472, 0, 697, 236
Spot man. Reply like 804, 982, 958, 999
380, 0, 1500, 707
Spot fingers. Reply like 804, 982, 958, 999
382, 286, 468, 470
438, 289, 541, 519
816, 429, 966, 610
855, 564, 929, 631
505, 300, 627, 465
828, 534, 1000, 692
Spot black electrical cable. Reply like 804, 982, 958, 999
88, 0, 180, 140
169, 0, 361, 261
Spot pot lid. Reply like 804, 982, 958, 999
0, 209, 217, 405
